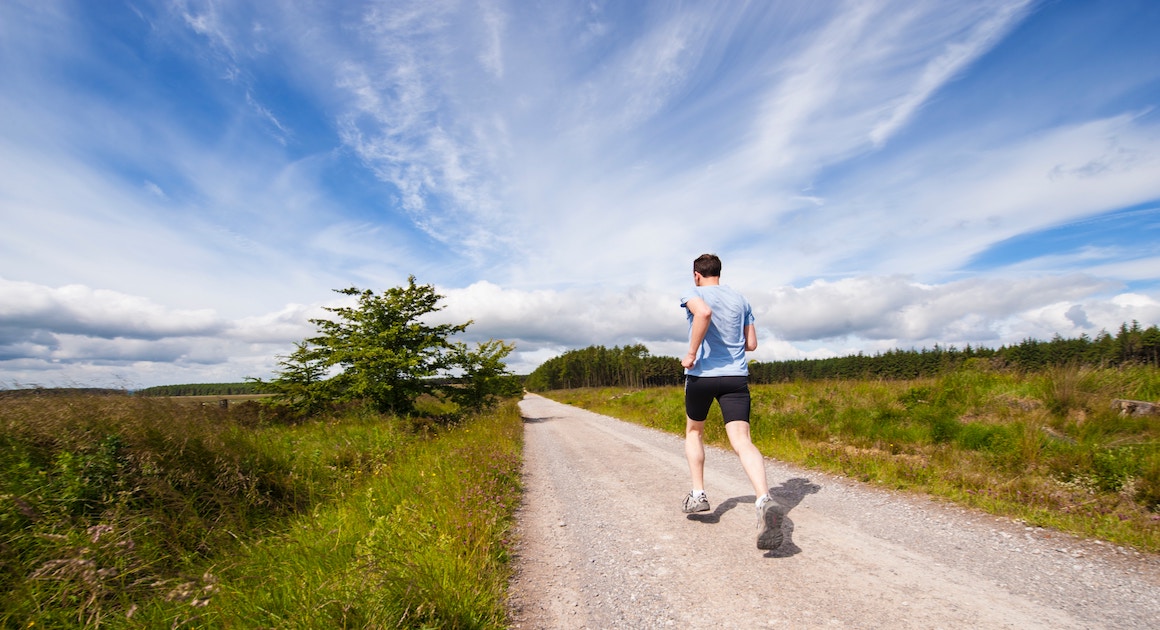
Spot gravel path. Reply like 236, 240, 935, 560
506, 394, 1160, 629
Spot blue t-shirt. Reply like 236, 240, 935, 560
680, 284, 755, 377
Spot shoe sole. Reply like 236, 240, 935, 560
756, 502, 783, 550
682, 501, 710, 514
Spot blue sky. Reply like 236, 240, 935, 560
2, 0, 1159, 388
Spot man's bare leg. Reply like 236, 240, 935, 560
725, 420, 782, 548
685, 417, 706, 491
725, 420, 769, 499
681, 418, 712, 513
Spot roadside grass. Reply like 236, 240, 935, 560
545, 364, 1160, 553
0, 392, 522, 628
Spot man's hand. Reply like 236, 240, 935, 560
681, 352, 696, 369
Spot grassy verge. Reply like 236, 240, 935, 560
544, 364, 1160, 553
0, 393, 522, 628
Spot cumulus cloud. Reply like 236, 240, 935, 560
0, 277, 321, 387
228, 303, 328, 344
0, 277, 224, 340
437, 281, 682, 348
753, 275, 1118, 344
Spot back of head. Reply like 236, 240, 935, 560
693, 253, 722, 278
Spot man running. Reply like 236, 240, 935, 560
679, 253, 781, 550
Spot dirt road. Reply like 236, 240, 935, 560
506, 394, 1160, 629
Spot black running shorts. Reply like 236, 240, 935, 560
684, 375, 751, 423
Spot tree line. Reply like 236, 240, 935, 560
523, 344, 685, 391
135, 382, 274, 397
525, 321, 1160, 390
757, 321, 1160, 382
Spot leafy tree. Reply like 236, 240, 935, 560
447, 339, 525, 409
261, 341, 331, 415
264, 277, 517, 415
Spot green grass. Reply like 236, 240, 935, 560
0, 393, 523, 628
547, 364, 1160, 553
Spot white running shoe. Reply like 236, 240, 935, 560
756, 495, 783, 550
682, 491, 710, 513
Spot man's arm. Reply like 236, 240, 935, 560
745, 324, 757, 352
682, 297, 712, 369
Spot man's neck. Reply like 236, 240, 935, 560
696, 276, 721, 287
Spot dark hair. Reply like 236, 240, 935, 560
693, 253, 721, 277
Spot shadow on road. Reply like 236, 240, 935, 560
764, 477, 822, 558
687, 477, 821, 558
686, 496, 747, 525
521, 415, 555, 423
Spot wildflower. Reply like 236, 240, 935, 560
88, 524, 114, 543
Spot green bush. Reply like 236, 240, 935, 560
957, 423, 1007, 452
1134, 455, 1160, 510
1091, 447, 1144, 493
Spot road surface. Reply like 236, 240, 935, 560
506, 394, 1160, 629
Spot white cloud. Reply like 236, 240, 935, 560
228, 303, 328, 344
737, 113, 1160, 284
477, 0, 506, 79
437, 281, 683, 348
0, 276, 333, 388
869, 0, 1033, 146
0, 277, 223, 340
751, 274, 1116, 343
